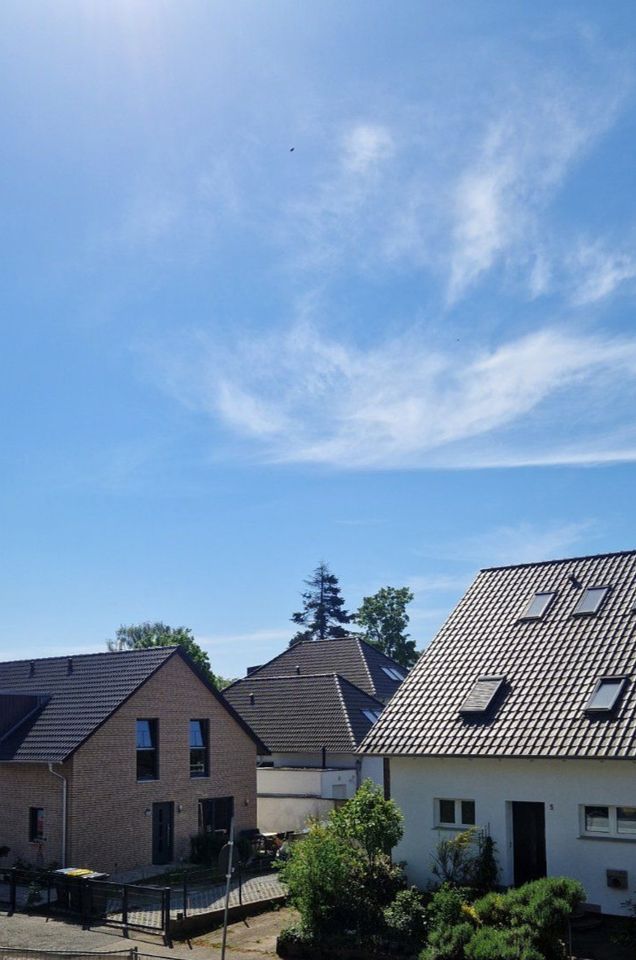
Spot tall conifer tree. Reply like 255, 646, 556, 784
289, 562, 352, 645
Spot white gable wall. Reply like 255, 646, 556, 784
391, 755, 636, 916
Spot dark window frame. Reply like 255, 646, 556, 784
189, 719, 210, 778
136, 718, 159, 781
572, 585, 610, 617
520, 590, 557, 621
584, 676, 627, 714
29, 806, 45, 842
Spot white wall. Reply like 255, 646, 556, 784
258, 795, 336, 833
390, 755, 636, 916
258, 766, 357, 799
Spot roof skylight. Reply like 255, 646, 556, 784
362, 708, 383, 723
573, 586, 609, 616
521, 591, 556, 620
382, 666, 405, 681
585, 677, 626, 714
459, 676, 505, 716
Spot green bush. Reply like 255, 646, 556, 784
278, 823, 361, 938
330, 779, 404, 859
383, 887, 428, 948
465, 925, 542, 960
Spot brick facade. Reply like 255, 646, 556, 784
0, 654, 257, 874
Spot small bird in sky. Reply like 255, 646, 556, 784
289, 147, 295, 152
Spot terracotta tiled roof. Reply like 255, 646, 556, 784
360, 550, 636, 760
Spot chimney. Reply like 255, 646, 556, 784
29, 660, 35, 677
246, 665, 262, 676
67, 657, 73, 675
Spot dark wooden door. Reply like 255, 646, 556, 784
512, 801, 546, 886
152, 801, 174, 865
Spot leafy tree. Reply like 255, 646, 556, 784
355, 585, 418, 668
289, 562, 352, 646
106, 621, 228, 689
330, 778, 403, 860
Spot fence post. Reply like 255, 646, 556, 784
238, 863, 242, 908
122, 884, 129, 937
183, 873, 188, 919
164, 886, 172, 946
9, 867, 16, 915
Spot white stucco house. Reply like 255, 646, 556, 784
224, 637, 407, 832
360, 549, 636, 916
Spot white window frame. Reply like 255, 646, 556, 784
435, 797, 476, 829
580, 804, 636, 840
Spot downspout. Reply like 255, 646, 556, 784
48, 763, 67, 868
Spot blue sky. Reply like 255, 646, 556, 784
2, 1, 636, 678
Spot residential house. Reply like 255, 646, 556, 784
0, 646, 264, 874
360, 550, 636, 916
223, 637, 407, 832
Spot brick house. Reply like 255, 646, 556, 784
0, 646, 264, 875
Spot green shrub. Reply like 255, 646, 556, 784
431, 830, 477, 887
383, 887, 428, 948
330, 779, 404, 859
470, 835, 498, 894
420, 922, 473, 960
278, 823, 361, 938
465, 925, 542, 960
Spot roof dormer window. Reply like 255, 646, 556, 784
459, 676, 505, 716
362, 708, 382, 723
584, 677, 626, 714
573, 586, 609, 616
521, 591, 556, 620
382, 666, 405, 681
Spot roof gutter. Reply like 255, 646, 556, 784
48, 763, 67, 868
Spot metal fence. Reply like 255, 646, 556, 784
3, 869, 171, 944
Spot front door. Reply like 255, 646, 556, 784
512, 801, 546, 886
152, 802, 174, 865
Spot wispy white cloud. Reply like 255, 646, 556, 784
568, 239, 636, 304
152, 321, 636, 470
454, 520, 595, 568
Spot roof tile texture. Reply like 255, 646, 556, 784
361, 550, 636, 759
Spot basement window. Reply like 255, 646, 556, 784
573, 586, 609, 616
437, 798, 476, 828
459, 676, 505, 716
520, 591, 556, 620
585, 677, 627, 715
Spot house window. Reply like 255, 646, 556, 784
199, 796, 234, 835
521, 591, 556, 620
437, 798, 476, 828
585, 677, 627, 714
361, 708, 383, 723
29, 807, 45, 842
573, 586, 609, 616
382, 666, 405, 681
459, 677, 505, 716
190, 719, 209, 778
136, 719, 158, 781
582, 805, 636, 839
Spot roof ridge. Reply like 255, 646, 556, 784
231, 672, 342, 683
0, 646, 179, 668
480, 547, 636, 573
333, 675, 356, 751
355, 636, 378, 694
335, 673, 387, 707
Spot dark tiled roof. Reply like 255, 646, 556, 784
360, 550, 636, 760
235, 637, 406, 702
0, 646, 265, 763
223, 673, 385, 754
